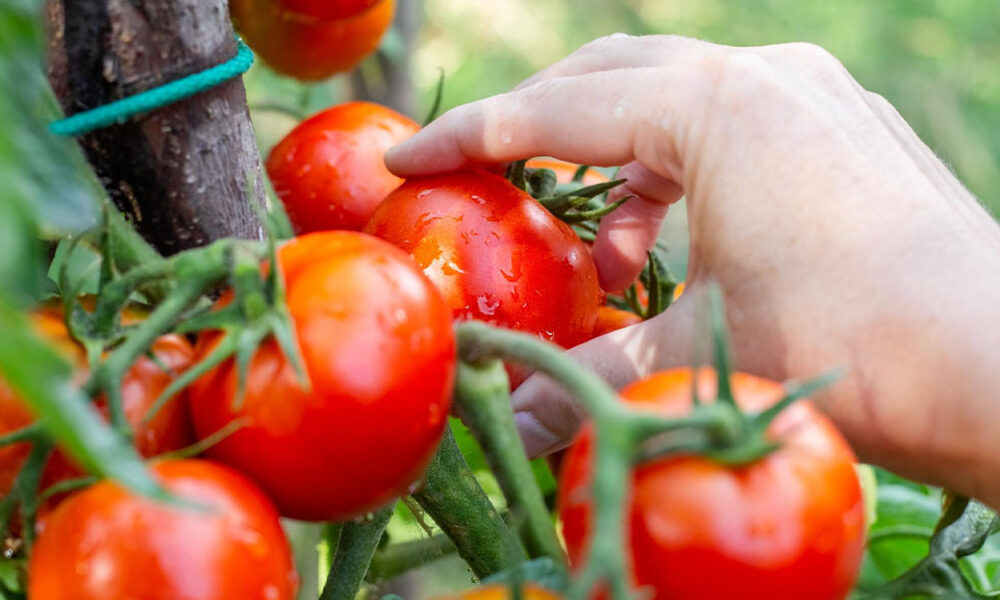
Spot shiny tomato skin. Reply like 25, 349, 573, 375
28, 459, 298, 600
188, 232, 455, 522
275, 0, 379, 21
365, 170, 601, 353
591, 306, 642, 337
559, 369, 866, 600
526, 158, 609, 186
432, 584, 562, 600
231, 0, 394, 81
267, 102, 419, 233
0, 309, 194, 504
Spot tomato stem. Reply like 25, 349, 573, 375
454, 359, 566, 565
411, 425, 525, 578
319, 503, 395, 600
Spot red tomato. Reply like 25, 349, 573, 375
275, 0, 379, 21
267, 102, 419, 233
231, 0, 394, 81
526, 158, 610, 186
365, 170, 601, 355
591, 306, 642, 337
558, 369, 865, 600
28, 459, 298, 600
0, 308, 194, 505
188, 232, 455, 521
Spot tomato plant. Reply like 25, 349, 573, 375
558, 369, 866, 600
274, 0, 380, 21
267, 102, 419, 233
0, 307, 193, 508
230, 0, 394, 81
28, 459, 298, 600
188, 231, 456, 521
365, 170, 601, 355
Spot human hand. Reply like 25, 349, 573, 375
386, 35, 1000, 505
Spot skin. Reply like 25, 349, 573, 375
267, 102, 419, 233
559, 370, 866, 600
188, 232, 455, 522
385, 35, 1000, 507
28, 459, 298, 600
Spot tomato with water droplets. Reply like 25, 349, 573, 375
0, 307, 194, 509
365, 170, 601, 364
29, 459, 298, 600
267, 102, 418, 233
188, 232, 455, 521
559, 369, 866, 600
231, 0, 394, 81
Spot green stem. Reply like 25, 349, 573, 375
453, 360, 565, 564
368, 534, 457, 581
104, 206, 172, 303
319, 504, 395, 600
92, 275, 215, 435
14, 439, 53, 549
411, 425, 524, 578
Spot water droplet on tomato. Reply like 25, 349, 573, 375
471, 195, 486, 205
264, 585, 280, 600
477, 295, 500, 316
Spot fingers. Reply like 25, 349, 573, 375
593, 161, 683, 292
386, 66, 703, 178
514, 34, 714, 91
512, 297, 697, 457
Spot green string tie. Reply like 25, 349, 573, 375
50, 38, 254, 137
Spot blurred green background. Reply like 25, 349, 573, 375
246, 0, 1000, 219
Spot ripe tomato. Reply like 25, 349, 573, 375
274, 0, 379, 21
365, 170, 601, 355
526, 158, 609, 186
267, 102, 419, 234
432, 584, 561, 600
28, 459, 298, 600
188, 232, 455, 522
591, 306, 642, 337
0, 308, 194, 504
558, 369, 865, 600
231, 0, 394, 81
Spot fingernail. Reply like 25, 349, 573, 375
514, 411, 561, 458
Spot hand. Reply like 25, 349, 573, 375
386, 35, 1000, 506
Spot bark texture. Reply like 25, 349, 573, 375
45, 0, 263, 255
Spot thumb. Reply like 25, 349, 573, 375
511, 295, 698, 457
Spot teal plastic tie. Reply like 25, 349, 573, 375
50, 38, 254, 137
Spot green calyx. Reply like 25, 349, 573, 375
505, 160, 631, 227
638, 286, 842, 468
